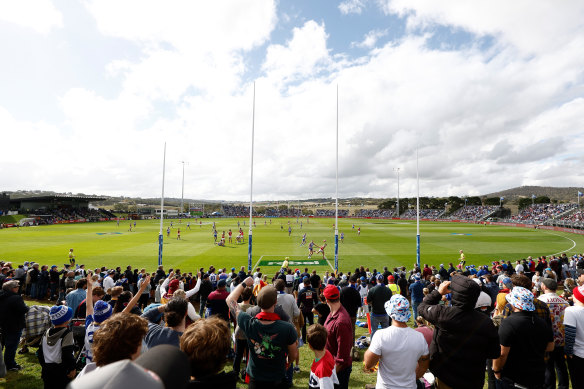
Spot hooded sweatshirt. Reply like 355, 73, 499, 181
418, 275, 500, 389
0, 289, 29, 332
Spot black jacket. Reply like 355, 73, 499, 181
419, 275, 500, 389
340, 285, 362, 317
0, 290, 29, 332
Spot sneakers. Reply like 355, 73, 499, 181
293, 366, 300, 373
8, 364, 23, 372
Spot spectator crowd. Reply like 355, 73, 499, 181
2, 251, 584, 389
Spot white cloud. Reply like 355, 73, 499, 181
0, 0, 62, 34
1, 2, 584, 200
339, 0, 366, 15
351, 29, 388, 48
262, 21, 331, 85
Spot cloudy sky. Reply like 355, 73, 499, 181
1, 1, 583, 201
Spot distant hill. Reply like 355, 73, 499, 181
483, 186, 584, 203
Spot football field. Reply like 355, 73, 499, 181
1, 218, 582, 272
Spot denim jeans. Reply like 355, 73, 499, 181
370, 314, 389, 340
545, 345, 569, 389
37, 282, 48, 300
3, 330, 22, 369
301, 311, 314, 341
412, 300, 422, 322
30, 283, 38, 299
49, 283, 58, 300
336, 365, 352, 389
199, 298, 207, 317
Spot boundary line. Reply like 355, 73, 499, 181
325, 257, 335, 271
253, 255, 263, 270
540, 231, 577, 256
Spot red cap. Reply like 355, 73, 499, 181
168, 279, 180, 294
323, 285, 340, 300
387, 275, 395, 282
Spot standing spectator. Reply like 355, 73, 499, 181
226, 278, 298, 389
38, 305, 76, 388
37, 265, 49, 300
137, 273, 152, 310
492, 286, 554, 389
206, 280, 230, 322
538, 278, 569, 389
232, 286, 253, 379
340, 275, 362, 342
102, 270, 115, 292
28, 263, 40, 298
364, 295, 430, 388
65, 278, 87, 311
298, 277, 317, 343
367, 274, 392, 339
142, 298, 188, 349
307, 324, 339, 389
180, 316, 238, 388
199, 273, 213, 317
0, 280, 28, 372
419, 275, 500, 389
408, 275, 424, 323
565, 284, 584, 388
48, 265, 60, 300
323, 285, 353, 389
397, 273, 408, 298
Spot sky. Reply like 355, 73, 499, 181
1, 0, 583, 201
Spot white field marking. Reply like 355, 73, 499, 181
253, 254, 334, 269
253, 255, 263, 270
325, 257, 335, 271
539, 231, 577, 256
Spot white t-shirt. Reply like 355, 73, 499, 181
369, 325, 429, 389
564, 305, 584, 358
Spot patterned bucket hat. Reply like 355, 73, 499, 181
505, 286, 535, 311
384, 294, 412, 323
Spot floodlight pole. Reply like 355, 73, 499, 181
158, 142, 167, 267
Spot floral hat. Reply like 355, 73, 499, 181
505, 286, 535, 311
384, 295, 412, 323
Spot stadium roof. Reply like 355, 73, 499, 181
9, 195, 106, 205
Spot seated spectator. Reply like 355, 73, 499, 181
180, 316, 237, 388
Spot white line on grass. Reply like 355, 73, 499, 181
540, 231, 577, 256
325, 258, 335, 271
253, 255, 263, 270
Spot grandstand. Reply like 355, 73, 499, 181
5, 195, 113, 225
509, 203, 578, 224
400, 208, 445, 220
353, 209, 395, 218
448, 205, 499, 221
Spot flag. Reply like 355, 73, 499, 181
532, 194, 536, 199
579, 192, 583, 197
500, 196, 505, 201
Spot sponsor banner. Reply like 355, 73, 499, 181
258, 259, 328, 267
